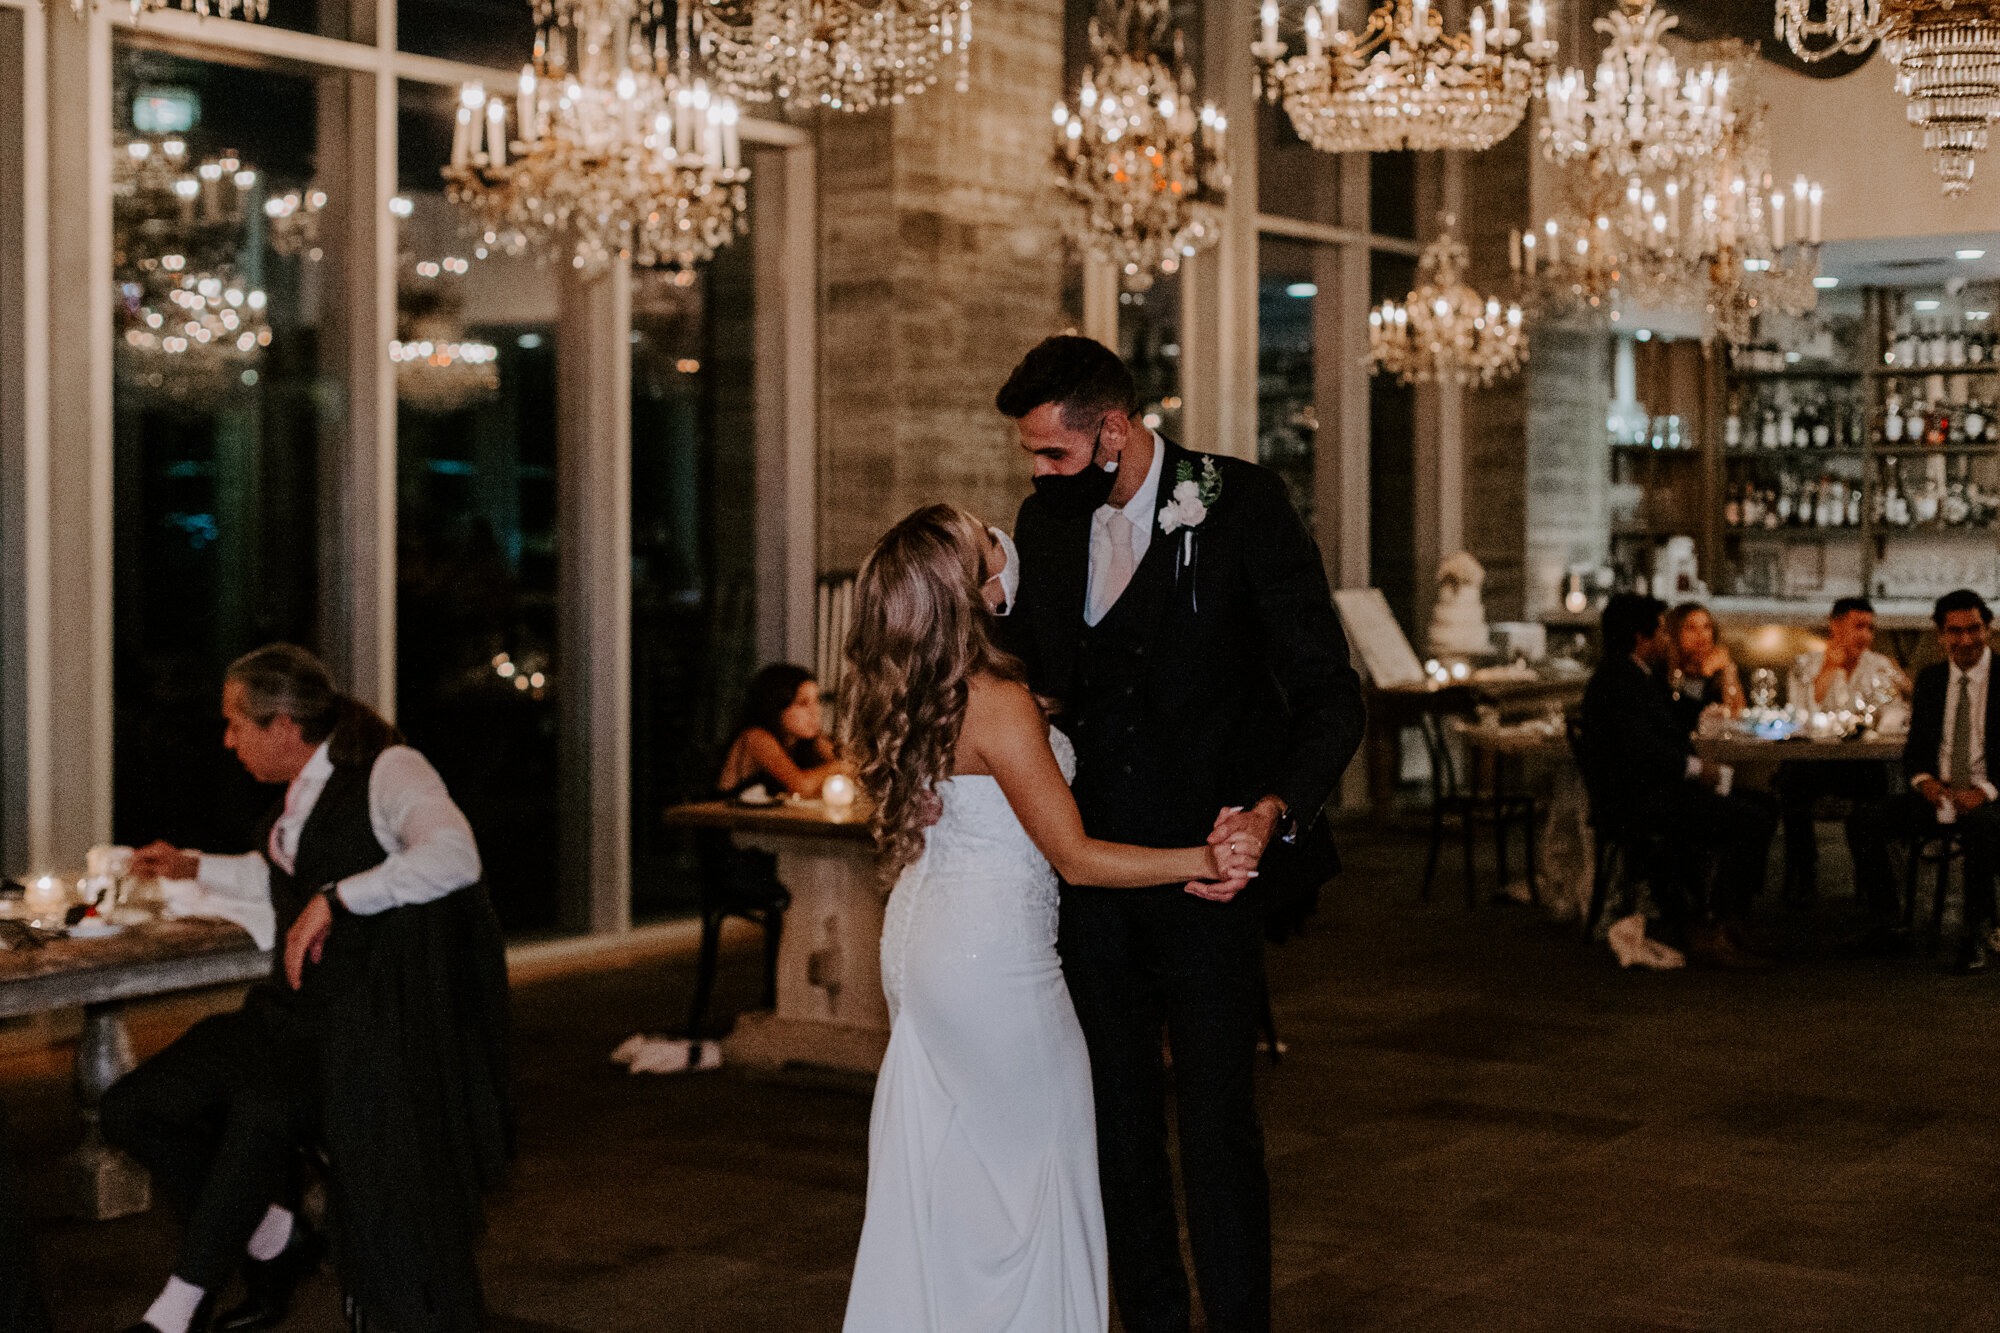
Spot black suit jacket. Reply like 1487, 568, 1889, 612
1903, 659, 2000, 786
1582, 655, 1692, 812
999, 439, 1364, 850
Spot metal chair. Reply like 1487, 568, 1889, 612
1567, 713, 1672, 938
686, 830, 790, 1053
1418, 710, 1538, 908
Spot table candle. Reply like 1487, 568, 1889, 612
823, 773, 857, 816
24, 874, 65, 918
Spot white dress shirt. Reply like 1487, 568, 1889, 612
196, 741, 482, 916
1914, 648, 1998, 801
1083, 430, 1166, 628
1790, 647, 1907, 712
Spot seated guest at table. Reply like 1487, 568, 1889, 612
102, 644, 510, 1333
1666, 602, 1744, 734
717, 663, 853, 798
1776, 597, 1910, 904
1583, 594, 1778, 968
1853, 590, 2000, 970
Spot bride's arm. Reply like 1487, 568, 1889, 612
964, 678, 1247, 889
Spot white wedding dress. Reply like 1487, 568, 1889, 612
843, 728, 1108, 1333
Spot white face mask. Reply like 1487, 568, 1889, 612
987, 526, 1021, 613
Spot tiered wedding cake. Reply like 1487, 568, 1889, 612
1428, 551, 1492, 657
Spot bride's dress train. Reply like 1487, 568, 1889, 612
843, 729, 1106, 1332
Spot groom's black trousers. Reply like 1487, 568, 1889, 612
1059, 883, 1269, 1333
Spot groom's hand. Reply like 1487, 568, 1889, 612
1186, 799, 1283, 901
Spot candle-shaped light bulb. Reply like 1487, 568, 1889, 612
1305, 5, 1323, 57
1794, 174, 1809, 204
1771, 191, 1785, 248
1053, 102, 1068, 125
1528, 0, 1546, 43
518, 66, 537, 143
1470, 6, 1486, 57
1411, 0, 1429, 43
1261, 0, 1279, 48
1808, 183, 1823, 243
1509, 227, 1521, 272
1494, 0, 1509, 34
486, 96, 507, 167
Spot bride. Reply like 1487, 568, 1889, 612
838, 504, 1255, 1333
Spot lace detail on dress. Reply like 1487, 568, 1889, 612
880, 726, 1073, 1024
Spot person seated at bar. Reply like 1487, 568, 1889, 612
1666, 601, 1745, 734
102, 644, 510, 1333
1853, 590, 2000, 971
716, 663, 853, 799
1775, 596, 1911, 904
1583, 593, 1778, 969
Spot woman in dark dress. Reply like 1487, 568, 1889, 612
1667, 602, 1744, 735
717, 664, 853, 798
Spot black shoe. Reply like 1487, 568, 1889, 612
217, 1222, 322, 1332
1953, 928, 1991, 974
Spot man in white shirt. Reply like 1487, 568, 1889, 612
1852, 590, 2000, 969
1776, 597, 1911, 904
100, 644, 502, 1333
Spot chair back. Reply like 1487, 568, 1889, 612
1415, 710, 1468, 805
1565, 710, 1617, 836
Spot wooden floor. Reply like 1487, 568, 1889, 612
13, 822, 2000, 1332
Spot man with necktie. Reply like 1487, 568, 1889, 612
1853, 589, 2000, 970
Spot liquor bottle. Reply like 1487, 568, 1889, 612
1725, 484, 1743, 528
1884, 457, 1913, 527
1885, 391, 1905, 444
1950, 318, 1969, 367
1761, 407, 1779, 450
1893, 317, 1916, 367
1945, 457, 1973, 526
1779, 396, 1797, 449
1968, 396, 1991, 444
1811, 391, 1833, 448
1724, 393, 1743, 450
1846, 480, 1863, 526
1927, 401, 1950, 448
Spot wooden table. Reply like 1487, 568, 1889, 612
1694, 735, 1906, 767
663, 799, 889, 1075
1367, 673, 1589, 815
0, 916, 268, 1218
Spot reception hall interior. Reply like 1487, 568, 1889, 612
6, 0, 2000, 1326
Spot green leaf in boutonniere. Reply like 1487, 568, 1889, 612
1160, 457, 1222, 535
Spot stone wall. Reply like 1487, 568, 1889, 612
817, 0, 1068, 574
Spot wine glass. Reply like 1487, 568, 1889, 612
1749, 667, 1778, 711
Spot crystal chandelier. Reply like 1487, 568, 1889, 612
1776, 0, 2000, 197
1542, 0, 1733, 180
52, 0, 266, 20
1253, 0, 1558, 154
1370, 217, 1525, 386
117, 267, 272, 405
1052, 0, 1229, 286
706, 0, 972, 112
444, 0, 750, 275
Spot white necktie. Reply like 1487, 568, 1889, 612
1096, 511, 1138, 621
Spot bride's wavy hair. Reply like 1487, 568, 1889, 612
839, 503, 1026, 880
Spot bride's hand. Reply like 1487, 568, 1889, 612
1186, 839, 1259, 901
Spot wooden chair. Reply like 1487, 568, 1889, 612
1418, 710, 1538, 908
686, 829, 790, 1053
1903, 825, 1965, 948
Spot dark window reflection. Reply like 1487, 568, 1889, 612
112, 46, 324, 852
398, 0, 539, 69
1370, 151, 1418, 242
1370, 249, 1418, 632
394, 80, 560, 935
1119, 273, 1182, 442
630, 227, 758, 921
1257, 237, 1316, 527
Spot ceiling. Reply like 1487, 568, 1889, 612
1817, 234, 2000, 291
1635, 0, 1876, 80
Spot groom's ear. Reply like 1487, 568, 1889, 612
1096, 410, 1133, 466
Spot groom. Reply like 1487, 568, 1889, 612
995, 336, 1364, 1332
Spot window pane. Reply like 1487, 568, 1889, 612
112, 46, 326, 850
1369, 151, 1417, 241
398, 0, 539, 71
1257, 236, 1317, 527
629, 215, 759, 920
1370, 249, 1418, 631
394, 80, 561, 935
1257, 100, 1344, 227
1120, 273, 1182, 441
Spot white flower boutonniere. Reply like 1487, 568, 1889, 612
1159, 457, 1221, 611
1158, 458, 1222, 535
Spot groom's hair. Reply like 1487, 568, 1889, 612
995, 336, 1137, 429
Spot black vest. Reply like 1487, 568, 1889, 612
252, 757, 389, 1001
1066, 584, 1168, 847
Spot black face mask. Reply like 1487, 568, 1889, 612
1031, 421, 1119, 515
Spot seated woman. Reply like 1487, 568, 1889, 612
718, 664, 852, 799
1667, 602, 1744, 734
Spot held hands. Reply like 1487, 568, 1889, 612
130, 841, 200, 881
1185, 800, 1282, 902
284, 891, 335, 990
1917, 778, 1987, 813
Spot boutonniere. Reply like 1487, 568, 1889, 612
1159, 458, 1221, 611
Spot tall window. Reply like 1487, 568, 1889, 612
629, 210, 758, 920
1257, 237, 1318, 526
111, 44, 326, 852
1370, 249, 1419, 630
1121, 274, 1183, 441
393, 80, 562, 934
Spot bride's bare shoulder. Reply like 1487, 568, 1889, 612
966, 672, 1040, 721
958, 673, 1045, 773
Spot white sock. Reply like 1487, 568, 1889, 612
246, 1204, 295, 1261
142, 1275, 206, 1333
